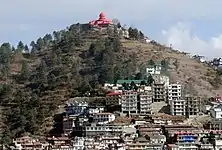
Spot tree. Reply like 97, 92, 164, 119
30, 41, 37, 54
135, 73, 142, 80
161, 59, 168, 71
88, 43, 96, 57
19, 61, 30, 82
113, 64, 122, 83
1, 43, 11, 51
24, 45, 29, 53
43, 34, 53, 46
17, 41, 25, 51
140, 80, 146, 85
130, 81, 137, 90
53, 31, 61, 43
117, 22, 121, 28
112, 35, 121, 52
36, 38, 45, 51
122, 82, 127, 90
128, 27, 139, 40
147, 75, 154, 86
148, 59, 155, 66
139, 31, 144, 39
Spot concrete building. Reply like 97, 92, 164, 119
74, 124, 124, 137
63, 115, 76, 135
152, 75, 170, 88
210, 104, 222, 120
121, 90, 138, 114
152, 83, 166, 102
12, 136, 48, 150
93, 113, 115, 124
146, 63, 162, 76
168, 83, 185, 116
185, 95, 201, 117
64, 101, 88, 116
138, 86, 152, 114
106, 92, 121, 105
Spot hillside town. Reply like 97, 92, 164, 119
5, 13, 222, 150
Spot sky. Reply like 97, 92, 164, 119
1, 0, 222, 59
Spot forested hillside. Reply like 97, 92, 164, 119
0, 23, 221, 144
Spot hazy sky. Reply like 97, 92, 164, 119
1, 0, 222, 58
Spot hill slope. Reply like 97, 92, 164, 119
121, 39, 220, 97
0, 23, 221, 143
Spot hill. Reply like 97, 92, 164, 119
0, 23, 221, 143
121, 39, 222, 97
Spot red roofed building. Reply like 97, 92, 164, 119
106, 92, 121, 106
89, 12, 113, 28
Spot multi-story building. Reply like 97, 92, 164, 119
74, 124, 124, 137
138, 86, 152, 114
168, 83, 186, 116
152, 75, 170, 88
146, 63, 162, 76
63, 115, 76, 135
185, 95, 201, 117
152, 83, 166, 102
106, 92, 121, 105
64, 101, 88, 116
121, 90, 138, 114
12, 136, 48, 150
93, 113, 115, 124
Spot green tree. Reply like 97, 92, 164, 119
24, 45, 29, 53
147, 75, 154, 86
30, 41, 37, 54
135, 73, 142, 80
139, 31, 144, 39
148, 59, 155, 66
36, 38, 45, 51
128, 27, 139, 40
19, 61, 30, 82
17, 41, 25, 51
1, 43, 11, 51
161, 59, 168, 71
113, 64, 122, 83
88, 43, 96, 57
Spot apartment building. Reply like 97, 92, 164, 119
152, 75, 170, 88
106, 92, 121, 105
12, 136, 48, 150
152, 83, 166, 102
168, 83, 186, 116
121, 90, 138, 114
93, 112, 115, 124
138, 86, 152, 114
74, 124, 124, 137
146, 63, 162, 76
185, 95, 201, 117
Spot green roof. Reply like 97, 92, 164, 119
117, 80, 144, 84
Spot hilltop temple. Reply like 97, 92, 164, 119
89, 12, 113, 28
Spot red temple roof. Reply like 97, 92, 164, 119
89, 12, 113, 27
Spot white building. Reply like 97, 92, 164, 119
210, 104, 222, 120
72, 137, 85, 150
88, 106, 104, 114
121, 90, 138, 114
93, 113, 115, 124
168, 83, 186, 116
152, 75, 170, 88
146, 64, 162, 75
138, 86, 152, 114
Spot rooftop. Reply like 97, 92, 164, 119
117, 80, 144, 84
